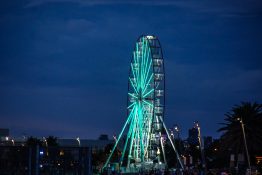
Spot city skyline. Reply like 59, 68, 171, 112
0, 0, 262, 139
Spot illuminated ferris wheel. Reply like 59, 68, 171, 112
103, 35, 183, 172
126, 35, 165, 164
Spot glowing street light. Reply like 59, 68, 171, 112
43, 137, 48, 147
42, 137, 49, 156
11, 139, 15, 146
194, 121, 206, 173
237, 117, 251, 174
76, 137, 81, 147
169, 129, 174, 139
173, 124, 180, 139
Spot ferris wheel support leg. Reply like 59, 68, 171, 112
127, 115, 137, 168
159, 116, 184, 170
120, 114, 136, 167
102, 109, 134, 171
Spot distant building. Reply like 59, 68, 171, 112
98, 134, 109, 140
0, 135, 113, 174
0, 143, 92, 174
187, 127, 199, 145
57, 138, 114, 153
203, 136, 213, 149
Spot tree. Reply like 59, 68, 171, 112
44, 136, 59, 168
204, 139, 229, 169
26, 136, 43, 146
218, 102, 262, 165
46, 136, 59, 147
104, 143, 121, 163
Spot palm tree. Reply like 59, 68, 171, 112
218, 102, 262, 165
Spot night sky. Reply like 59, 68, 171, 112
1, 0, 262, 139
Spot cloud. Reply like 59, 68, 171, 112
24, 0, 262, 16
1, 0, 261, 139
24, 0, 199, 8
166, 63, 262, 137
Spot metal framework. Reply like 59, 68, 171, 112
103, 35, 183, 172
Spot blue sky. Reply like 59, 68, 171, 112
0, 0, 262, 139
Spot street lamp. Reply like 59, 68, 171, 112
173, 124, 183, 169
237, 117, 251, 174
43, 137, 48, 147
194, 121, 206, 173
76, 137, 81, 147
169, 128, 174, 139
173, 124, 180, 139
11, 139, 15, 146
173, 124, 181, 151
43, 137, 49, 156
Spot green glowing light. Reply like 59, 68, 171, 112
143, 88, 154, 98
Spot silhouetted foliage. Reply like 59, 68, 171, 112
164, 142, 178, 168
204, 139, 229, 169
218, 102, 262, 165
26, 136, 43, 146
46, 136, 59, 147
104, 143, 121, 163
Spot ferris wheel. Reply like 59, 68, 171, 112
126, 35, 165, 164
103, 35, 183, 172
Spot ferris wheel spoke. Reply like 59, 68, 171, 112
131, 63, 138, 87
135, 43, 141, 90
142, 59, 152, 91
132, 52, 139, 90
142, 39, 150, 89
141, 46, 151, 90
141, 41, 148, 89
141, 103, 153, 155
143, 88, 154, 98
142, 73, 153, 94
128, 110, 137, 160
127, 101, 136, 109
129, 77, 139, 94
139, 38, 147, 91
128, 92, 138, 99
133, 51, 139, 80
138, 102, 145, 159
140, 39, 145, 88
133, 107, 140, 159
142, 99, 153, 107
